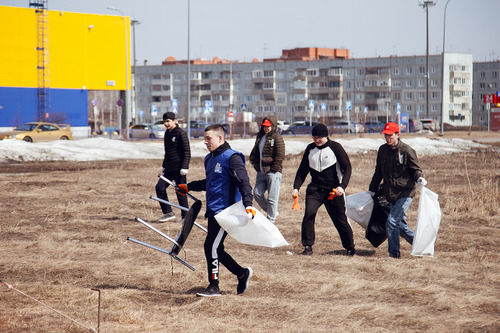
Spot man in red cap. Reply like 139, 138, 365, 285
249, 116, 285, 223
369, 122, 427, 258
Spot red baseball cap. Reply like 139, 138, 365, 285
382, 122, 400, 135
261, 119, 272, 127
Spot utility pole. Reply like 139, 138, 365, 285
420, 0, 435, 118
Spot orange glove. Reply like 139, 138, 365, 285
292, 195, 302, 210
176, 184, 188, 196
246, 207, 256, 219
328, 188, 337, 200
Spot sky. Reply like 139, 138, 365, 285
2, 0, 499, 65
0, 136, 490, 163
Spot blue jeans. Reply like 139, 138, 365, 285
386, 197, 415, 257
253, 171, 282, 223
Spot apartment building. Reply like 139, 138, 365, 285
135, 48, 473, 128
472, 61, 500, 127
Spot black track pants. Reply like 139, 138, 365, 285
301, 184, 354, 250
204, 216, 245, 286
155, 171, 188, 217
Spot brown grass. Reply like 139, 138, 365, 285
0, 134, 499, 332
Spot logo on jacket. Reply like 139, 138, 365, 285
172, 137, 176, 142
214, 162, 222, 173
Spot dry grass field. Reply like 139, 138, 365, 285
0, 133, 499, 332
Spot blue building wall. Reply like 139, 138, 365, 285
0, 87, 88, 127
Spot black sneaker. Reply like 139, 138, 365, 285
389, 252, 401, 259
346, 248, 356, 256
300, 246, 313, 256
237, 267, 253, 295
196, 284, 221, 297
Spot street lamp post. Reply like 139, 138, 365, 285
107, 6, 131, 140
420, 1, 435, 119
186, 0, 191, 138
440, 0, 452, 136
131, 20, 140, 123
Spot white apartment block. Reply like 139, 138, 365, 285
135, 51, 473, 128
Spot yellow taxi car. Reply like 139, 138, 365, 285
0, 122, 73, 142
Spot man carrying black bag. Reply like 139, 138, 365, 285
368, 122, 427, 258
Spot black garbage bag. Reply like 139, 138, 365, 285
365, 189, 391, 247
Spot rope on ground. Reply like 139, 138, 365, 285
0, 280, 96, 333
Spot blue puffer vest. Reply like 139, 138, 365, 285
204, 148, 243, 217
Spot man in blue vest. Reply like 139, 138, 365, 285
178, 124, 255, 297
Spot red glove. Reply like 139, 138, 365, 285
176, 184, 188, 196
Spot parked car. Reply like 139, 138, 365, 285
129, 123, 165, 139
288, 121, 321, 135
277, 120, 290, 134
329, 120, 364, 134
409, 119, 423, 132
0, 122, 73, 142
221, 121, 259, 137
364, 121, 385, 134
420, 118, 440, 131
190, 120, 210, 138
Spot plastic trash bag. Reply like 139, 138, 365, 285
365, 190, 391, 248
215, 201, 289, 248
411, 186, 441, 257
346, 191, 374, 230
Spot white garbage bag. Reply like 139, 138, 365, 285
345, 191, 374, 230
215, 201, 289, 248
411, 186, 442, 257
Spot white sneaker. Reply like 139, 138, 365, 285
158, 212, 175, 222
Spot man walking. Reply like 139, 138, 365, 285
178, 124, 255, 296
249, 116, 285, 223
368, 122, 427, 258
292, 123, 355, 256
156, 112, 191, 222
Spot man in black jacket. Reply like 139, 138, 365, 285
292, 123, 355, 256
249, 116, 285, 224
368, 122, 427, 258
155, 112, 191, 222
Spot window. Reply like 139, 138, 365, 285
253, 71, 263, 78
431, 79, 438, 87
418, 79, 425, 87
405, 92, 413, 100
263, 82, 274, 89
307, 69, 318, 76
406, 80, 412, 87
480, 72, 486, 78
431, 92, 439, 99
492, 72, 498, 78
418, 92, 425, 100
392, 67, 400, 75
152, 74, 161, 80
392, 80, 401, 88
406, 105, 412, 112
419, 66, 426, 74
152, 85, 161, 91
264, 70, 274, 77
406, 67, 413, 75
277, 95, 286, 104
393, 92, 401, 100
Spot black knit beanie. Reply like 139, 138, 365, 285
312, 123, 328, 137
